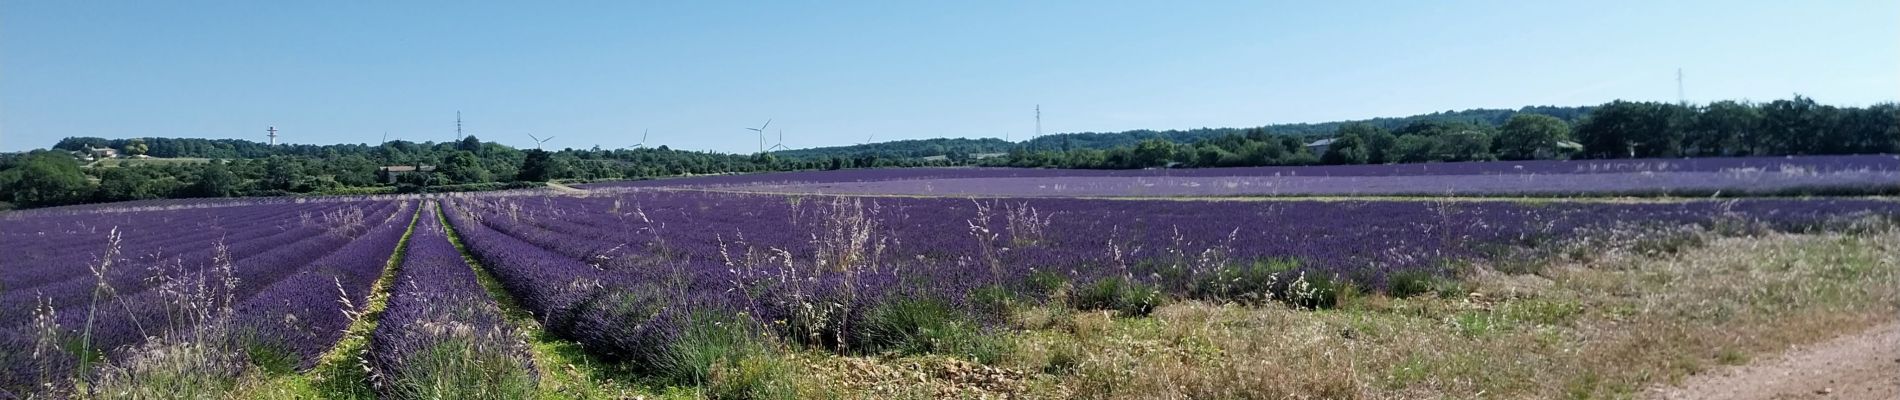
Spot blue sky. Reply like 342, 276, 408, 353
3, 1, 1895, 153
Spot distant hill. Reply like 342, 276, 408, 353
780, 106, 1593, 160
45, 106, 1592, 161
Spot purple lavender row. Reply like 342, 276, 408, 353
0, 192, 435, 218
1, 201, 404, 376
0, 203, 352, 291
0, 202, 383, 328
234, 200, 419, 368
0, 201, 401, 325
436, 201, 605, 322
439, 198, 729, 368
0, 201, 409, 391
0, 202, 312, 268
369, 203, 534, 395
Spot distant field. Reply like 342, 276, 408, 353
582, 154, 1900, 197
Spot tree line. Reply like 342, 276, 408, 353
2, 135, 956, 209
985, 96, 1896, 169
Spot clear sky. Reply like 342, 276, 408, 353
3, 1, 1895, 153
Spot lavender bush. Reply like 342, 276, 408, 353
438, 190, 1900, 375
369, 203, 535, 399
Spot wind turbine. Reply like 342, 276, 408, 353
745, 119, 772, 153
860, 134, 875, 146
767, 129, 789, 152
628, 129, 650, 149
527, 133, 555, 150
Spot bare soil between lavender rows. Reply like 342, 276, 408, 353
1652, 322, 1899, 400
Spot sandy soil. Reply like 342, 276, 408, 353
1651, 321, 1900, 400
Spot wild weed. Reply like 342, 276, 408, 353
382, 322, 537, 400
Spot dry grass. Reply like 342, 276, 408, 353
803, 229, 1898, 399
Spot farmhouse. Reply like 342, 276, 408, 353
377, 165, 437, 183
88, 147, 119, 159
1304, 138, 1336, 155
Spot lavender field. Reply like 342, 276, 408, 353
3, 181, 1895, 397
582, 154, 1900, 197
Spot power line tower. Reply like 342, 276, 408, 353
267, 126, 279, 145
1676, 68, 1686, 106
456, 111, 465, 141
1035, 105, 1041, 138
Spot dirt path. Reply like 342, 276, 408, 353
1651, 321, 1900, 400
545, 181, 590, 194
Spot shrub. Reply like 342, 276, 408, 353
1386, 270, 1445, 299
654, 312, 769, 386
852, 298, 1007, 364
1284, 273, 1353, 310
1074, 277, 1165, 317
1026, 270, 1071, 300
969, 285, 1020, 319
1192, 258, 1300, 303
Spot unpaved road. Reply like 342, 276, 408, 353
1652, 322, 1899, 400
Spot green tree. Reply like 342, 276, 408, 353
1759, 95, 1827, 155
0, 152, 94, 207
121, 138, 149, 157
1365, 130, 1398, 164
1393, 120, 1478, 138
1496, 114, 1573, 160
1631, 104, 1691, 157
1327, 123, 1387, 164
516, 149, 555, 182
1321, 134, 1370, 164
1129, 139, 1177, 168
261, 157, 302, 191
1392, 135, 1438, 163
1434, 130, 1494, 161
191, 161, 241, 197
1575, 101, 1696, 158
1688, 101, 1761, 156
95, 167, 183, 201
438, 151, 491, 184
327, 155, 381, 187
458, 135, 484, 153
1855, 103, 1900, 153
